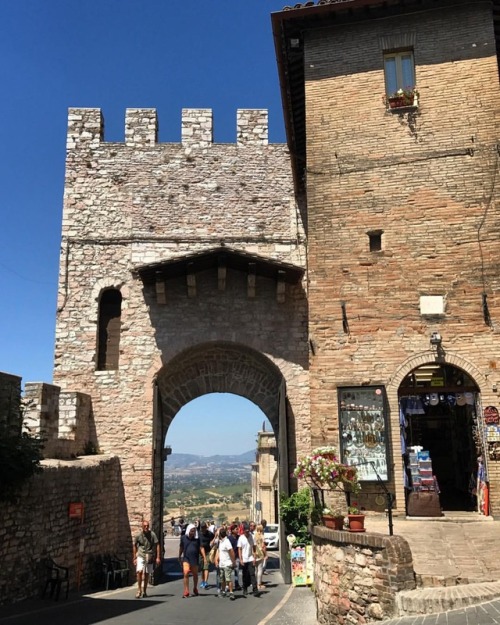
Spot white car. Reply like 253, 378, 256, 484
263, 523, 279, 550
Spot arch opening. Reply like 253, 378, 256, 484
163, 393, 277, 528
398, 362, 483, 513
151, 342, 291, 580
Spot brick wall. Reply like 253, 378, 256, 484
304, 3, 500, 511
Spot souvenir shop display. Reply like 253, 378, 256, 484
407, 447, 438, 492
338, 386, 388, 481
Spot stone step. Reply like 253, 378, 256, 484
396, 581, 500, 616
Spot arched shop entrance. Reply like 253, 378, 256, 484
398, 363, 487, 515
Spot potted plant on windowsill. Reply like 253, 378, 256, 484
384, 87, 419, 110
347, 504, 366, 532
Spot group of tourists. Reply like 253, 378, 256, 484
178, 518, 269, 599
132, 517, 270, 600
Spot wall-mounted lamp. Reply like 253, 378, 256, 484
430, 332, 442, 347
289, 38, 301, 49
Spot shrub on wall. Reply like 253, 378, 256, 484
279, 487, 313, 545
0, 423, 44, 502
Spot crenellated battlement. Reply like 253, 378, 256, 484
67, 107, 269, 149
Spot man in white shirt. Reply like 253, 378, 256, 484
237, 522, 260, 597
217, 528, 236, 600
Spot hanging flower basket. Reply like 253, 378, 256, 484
293, 446, 361, 493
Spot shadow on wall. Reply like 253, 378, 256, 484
0, 456, 131, 606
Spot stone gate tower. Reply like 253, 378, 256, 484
54, 107, 310, 532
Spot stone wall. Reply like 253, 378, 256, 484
304, 2, 500, 511
54, 107, 310, 530
312, 526, 415, 623
23, 382, 95, 459
0, 371, 21, 434
0, 456, 130, 605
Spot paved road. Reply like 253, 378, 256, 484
0, 544, 317, 625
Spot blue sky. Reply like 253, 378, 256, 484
0, 1, 281, 453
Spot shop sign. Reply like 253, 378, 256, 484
484, 406, 499, 425
69, 502, 84, 519
430, 377, 444, 386
338, 386, 388, 481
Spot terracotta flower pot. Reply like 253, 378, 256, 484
347, 514, 366, 532
323, 515, 344, 530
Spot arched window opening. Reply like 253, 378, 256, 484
96, 289, 122, 370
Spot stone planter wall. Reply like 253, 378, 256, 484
312, 525, 415, 623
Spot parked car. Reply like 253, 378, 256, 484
263, 523, 279, 550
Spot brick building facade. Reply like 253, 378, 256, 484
273, 0, 500, 515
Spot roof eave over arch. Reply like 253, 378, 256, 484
132, 246, 304, 285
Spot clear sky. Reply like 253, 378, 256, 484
0, 1, 282, 454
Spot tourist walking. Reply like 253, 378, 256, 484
179, 523, 205, 598
228, 523, 242, 590
254, 524, 267, 589
198, 521, 215, 588
133, 520, 161, 598
237, 522, 260, 597
216, 528, 237, 600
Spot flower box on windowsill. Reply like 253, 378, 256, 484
385, 88, 419, 112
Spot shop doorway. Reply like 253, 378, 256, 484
399, 364, 482, 512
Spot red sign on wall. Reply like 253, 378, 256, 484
69, 502, 84, 519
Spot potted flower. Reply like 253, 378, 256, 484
293, 446, 361, 493
347, 504, 366, 532
321, 506, 345, 530
384, 86, 418, 109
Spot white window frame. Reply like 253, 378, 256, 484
383, 50, 416, 96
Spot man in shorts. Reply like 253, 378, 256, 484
133, 520, 161, 598
217, 528, 236, 600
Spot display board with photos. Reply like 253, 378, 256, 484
338, 386, 389, 481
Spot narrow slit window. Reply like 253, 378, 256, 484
96, 289, 122, 370
368, 231, 383, 252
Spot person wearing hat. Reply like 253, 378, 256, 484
237, 522, 260, 597
179, 523, 205, 598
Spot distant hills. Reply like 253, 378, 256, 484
165, 450, 255, 469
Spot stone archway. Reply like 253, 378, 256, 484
155, 341, 284, 437
151, 340, 291, 571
